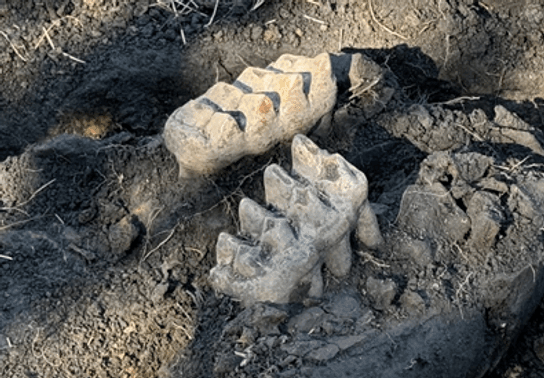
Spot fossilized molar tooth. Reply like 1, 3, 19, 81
163, 53, 337, 177
209, 134, 383, 306
211, 199, 321, 304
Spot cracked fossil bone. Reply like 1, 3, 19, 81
209, 134, 383, 305
163, 53, 337, 177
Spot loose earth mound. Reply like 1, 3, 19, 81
1, 1, 544, 377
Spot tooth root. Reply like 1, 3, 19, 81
307, 265, 324, 298
325, 235, 352, 277
357, 201, 384, 249
203, 82, 245, 111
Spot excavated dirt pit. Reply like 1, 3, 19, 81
2, 1, 544, 377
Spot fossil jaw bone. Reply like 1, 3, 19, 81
209, 134, 383, 306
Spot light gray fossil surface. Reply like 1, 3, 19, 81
209, 134, 383, 306
162, 52, 394, 178
163, 53, 337, 177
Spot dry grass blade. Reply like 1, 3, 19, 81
432, 96, 481, 105
455, 272, 473, 319
0, 216, 44, 232
153, 0, 195, 16
170, 0, 179, 16
527, 263, 536, 283
303, 14, 326, 25
141, 223, 180, 263
68, 243, 97, 262
205, 0, 220, 27
172, 322, 194, 340
358, 251, 390, 268
443, 34, 450, 67
62, 51, 86, 64
176, 302, 193, 320
35, 26, 54, 49
453, 243, 469, 261
186, 247, 205, 259
0, 31, 28, 61
453, 122, 484, 142
0, 206, 29, 216
495, 156, 531, 173
0, 254, 13, 261
16, 179, 56, 208
35, 16, 83, 50
180, 27, 186, 45
54, 214, 65, 224
174, 0, 199, 15
190, 158, 273, 222
43, 27, 55, 49
349, 76, 381, 100
251, 0, 266, 12
368, 0, 408, 40
236, 53, 250, 67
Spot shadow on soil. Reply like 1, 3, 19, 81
0, 0, 264, 161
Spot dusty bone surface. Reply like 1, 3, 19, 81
209, 134, 382, 305
163, 53, 337, 177
162, 52, 393, 178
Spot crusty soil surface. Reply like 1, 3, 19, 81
1, 1, 544, 377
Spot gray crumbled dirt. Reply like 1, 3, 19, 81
2, 1, 544, 378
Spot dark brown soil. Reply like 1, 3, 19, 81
1, 1, 544, 377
